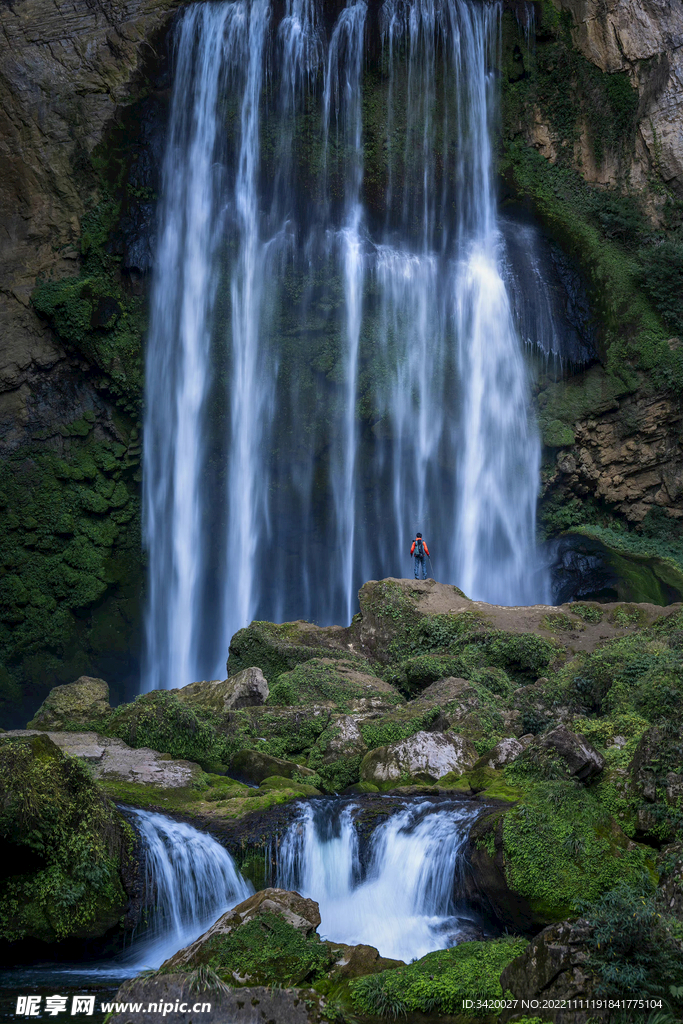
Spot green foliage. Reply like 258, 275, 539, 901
204, 913, 333, 986
359, 707, 441, 751
0, 734, 130, 942
349, 937, 528, 1017
0, 437, 141, 724
101, 691, 238, 773
499, 780, 656, 920
577, 884, 683, 1000
571, 603, 604, 623
268, 658, 394, 711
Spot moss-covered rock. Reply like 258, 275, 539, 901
227, 620, 362, 683
0, 733, 134, 944
466, 779, 656, 931
349, 936, 528, 1017
27, 676, 112, 730
267, 658, 401, 712
174, 668, 269, 714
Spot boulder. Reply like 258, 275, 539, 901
107, 979, 321, 1024
163, 888, 321, 972
268, 658, 402, 713
228, 619, 361, 682
175, 667, 269, 713
360, 730, 478, 784
473, 737, 524, 770
3, 730, 205, 789
27, 676, 111, 730
500, 919, 598, 1024
230, 748, 315, 786
539, 725, 605, 781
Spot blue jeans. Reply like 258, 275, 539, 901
414, 555, 426, 579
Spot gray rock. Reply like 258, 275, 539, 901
175, 666, 269, 712
360, 730, 478, 784
27, 676, 111, 730
473, 737, 524, 770
3, 730, 204, 789
500, 919, 599, 1023
107, 978, 320, 1024
539, 725, 605, 781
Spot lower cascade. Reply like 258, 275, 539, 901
277, 797, 491, 963
123, 810, 253, 971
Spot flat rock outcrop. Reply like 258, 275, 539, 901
3, 729, 204, 788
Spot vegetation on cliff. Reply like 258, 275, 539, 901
0, 733, 134, 944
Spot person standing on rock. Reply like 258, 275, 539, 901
410, 533, 430, 579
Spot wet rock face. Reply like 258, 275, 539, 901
500, 919, 598, 1024
538, 726, 606, 781
360, 730, 478, 784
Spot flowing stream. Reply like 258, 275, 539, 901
142, 0, 558, 691
277, 797, 491, 962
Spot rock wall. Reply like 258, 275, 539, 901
0, 0, 180, 724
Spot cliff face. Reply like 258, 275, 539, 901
556, 0, 683, 193
0, 0, 179, 724
0, 0, 179, 441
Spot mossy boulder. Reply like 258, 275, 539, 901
360, 731, 478, 786
0, 733, 134, 944
267, 658, 402, 713
230, 749, 316, 787
227, 619, 361, 683
349, 936, 528, 1017
174, 668, 269, 715
27, 675, 112, 730
466, 781, 656, 932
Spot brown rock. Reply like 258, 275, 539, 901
162, 889, 321, 972
175, 667, 269, 713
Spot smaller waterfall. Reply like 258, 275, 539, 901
277, 798, 489, 962
124, 809, 253, 970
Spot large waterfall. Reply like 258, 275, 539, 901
277, 798, 490, 962
142, 0, 551, 691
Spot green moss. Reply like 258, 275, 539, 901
498, 780, 656, 920
0, 438, 142, 724
0, 734, 130, 942
267, 658, 395, 712
197, 913, 334, 986
350, 937, 528, 1017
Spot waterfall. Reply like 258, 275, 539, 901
123, 809, 252, 969
143, 0, 555, 693
277, 798, 489, 962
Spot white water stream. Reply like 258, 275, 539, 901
277, 798, 488, 962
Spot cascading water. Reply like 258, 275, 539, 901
277, 798, 491, 962
122, 809, 253, 970
143, 0, 560, 691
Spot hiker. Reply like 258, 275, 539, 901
410, 532, 430, 579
